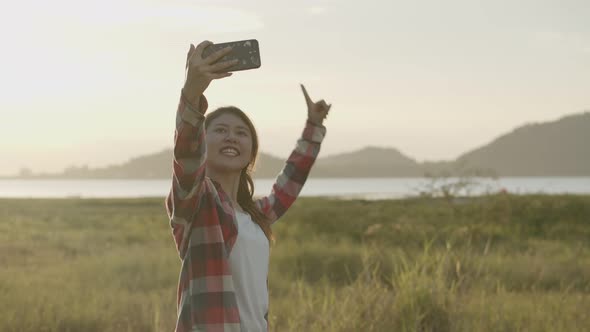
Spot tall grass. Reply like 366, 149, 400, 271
1, 194, 589, 331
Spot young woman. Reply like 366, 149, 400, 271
165, 41, 331, 332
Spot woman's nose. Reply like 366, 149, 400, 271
224, 132, 238, 143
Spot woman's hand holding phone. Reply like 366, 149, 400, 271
182, 40, 238, 106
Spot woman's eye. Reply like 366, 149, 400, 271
215, 128, 226, 133
238, 131, 248, 137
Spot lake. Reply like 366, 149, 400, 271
1, 177, 589, 199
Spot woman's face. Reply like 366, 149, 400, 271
205, 113, 254, 174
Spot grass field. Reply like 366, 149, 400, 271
1, 194, 589, 331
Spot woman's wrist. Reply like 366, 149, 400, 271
181, 88, 208, 114
181, 87, 203, 107
307, 118, 324, 127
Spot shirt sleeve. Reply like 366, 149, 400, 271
165, 92, 209, 259
255, 120, 326, 224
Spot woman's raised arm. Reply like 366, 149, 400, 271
256, 84, 331, 224
165, 41, 238, 258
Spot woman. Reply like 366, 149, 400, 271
165, 41, 331, 332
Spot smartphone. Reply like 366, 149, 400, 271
201, 39, 261, 72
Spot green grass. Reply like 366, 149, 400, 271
1, 194, 589, 331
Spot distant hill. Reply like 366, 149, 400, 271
456, 112, 590, 176
27, 150, 289, 179
311, 146, 422, 177
9, 111, 590, 178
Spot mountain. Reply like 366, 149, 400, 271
8, 111, 590, 178
251, 153, 285, 178
311, 146, 421, 177
455, 112, 590, 176
33, 150, 288, 179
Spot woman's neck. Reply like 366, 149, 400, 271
207, 168, 241, 207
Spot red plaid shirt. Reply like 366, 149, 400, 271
165, 92, 326, 332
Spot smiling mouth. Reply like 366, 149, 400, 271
220, 147, 240, 157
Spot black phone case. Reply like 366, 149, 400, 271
201, 39, 261, 72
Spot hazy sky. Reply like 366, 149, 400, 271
1, 0, 589, 176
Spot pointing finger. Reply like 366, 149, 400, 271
300, 84, 312, 105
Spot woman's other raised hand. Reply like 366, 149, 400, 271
301, 84, 331, 126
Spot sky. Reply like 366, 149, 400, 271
0, 0, 589, 176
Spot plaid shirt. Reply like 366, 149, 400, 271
165, 92, 326, 332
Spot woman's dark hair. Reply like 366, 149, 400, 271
204, 106, 274, 243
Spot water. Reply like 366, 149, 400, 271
0, 177, 589, 199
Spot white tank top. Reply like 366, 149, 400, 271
229, 210, 270, 331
